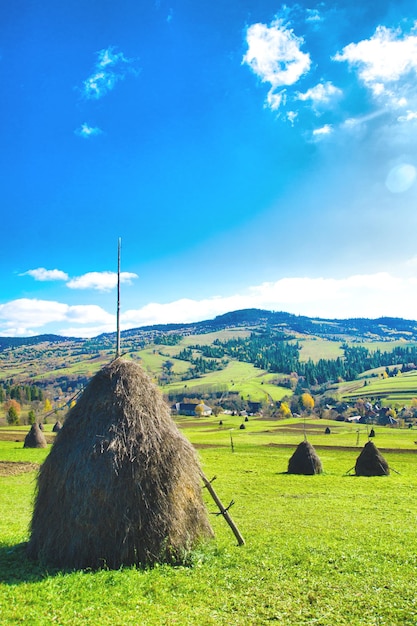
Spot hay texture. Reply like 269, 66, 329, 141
355, 441, 389, 476
27, 359, 213, 569
287, 441, 323, 475
24, 423, 47, 449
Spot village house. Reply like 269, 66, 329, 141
174, 402, 212, 416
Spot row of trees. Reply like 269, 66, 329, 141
0, 383, 44, 403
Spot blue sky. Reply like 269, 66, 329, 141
2, 0, 417, 337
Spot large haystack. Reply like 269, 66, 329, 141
27, 359, 214, 569
287, 440, 323, 475
355, 440, 389, 476
24, 423, 47, 449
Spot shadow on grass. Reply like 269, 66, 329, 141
0, 542, 60, 584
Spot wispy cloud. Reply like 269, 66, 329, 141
311, 124, 333, 139
20, 268, 69, 281
243, 16, 311, 111
66, 271, 138, 291
305, 8, 323, 24
81, 46, 137, 100
297, 81, 342, 110
75, 123, 103, 138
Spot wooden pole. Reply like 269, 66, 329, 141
116, 238, 121, 358
200, 471, 245, 546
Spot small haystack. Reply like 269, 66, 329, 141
369, 428, 375, 438
325, 426, 331, 434
355, 440, 389, 476
27, 359, 214, 570
23, 423, 47, 449
287, 441, 323, 475
52, 421, 62, 433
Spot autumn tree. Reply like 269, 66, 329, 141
195, 403, 205, 418
300, 393, 314, 413
6, 399, 21, 425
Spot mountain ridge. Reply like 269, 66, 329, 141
2, 308, 417, 350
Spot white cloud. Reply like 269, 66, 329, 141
243, 17, 311, 110
312, 124, 333, 139
0, 298, 115, 337
287, 110, 298, 125
81, 46, 136, 100
4, 271, 417, 337
75, 123, 103, 138
121, 272, 417, 330
297, 81, 342, 108
20, 268, 138, 291
20, 268, 69, 281
334, 24, 417, 110
398, 110, 417, 122
66, 271, 138, 291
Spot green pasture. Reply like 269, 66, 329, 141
293, 337, 344, 362
177, 414, 417, 452
343, 370, 417, 403
162, 361, 289, 402
31, 356, 109, 381
179, 329, 251, 347
1, 420, 417, 626
134, 349, 190, 377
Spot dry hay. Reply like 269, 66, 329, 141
355, 440, 389, 476
287, 440, 323, 475
23, 423, 47, 449
27, 358, 214, 570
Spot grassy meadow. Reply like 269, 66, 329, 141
1, 417, 417, 625
342, 369, 417, 404
163, 361, 289, 403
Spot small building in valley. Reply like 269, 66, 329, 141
174, 402, 212, 417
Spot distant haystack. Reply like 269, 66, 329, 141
52, 421, 62, 433
288, 441, 323, 475
325, 426, 331, 434
355, 441, 389, 476
27, 359, 213, 570
24, 423, 47, 449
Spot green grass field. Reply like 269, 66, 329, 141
1, 418, 417, 625
293, 337, 344, 362
162, 361, 289, 402
343, 370, 417, 403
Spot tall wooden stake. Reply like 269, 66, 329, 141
116, 237, 121, 358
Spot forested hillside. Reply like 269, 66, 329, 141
2, 309, 417, 411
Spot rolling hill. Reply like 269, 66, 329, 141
2, 308, 417, 406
